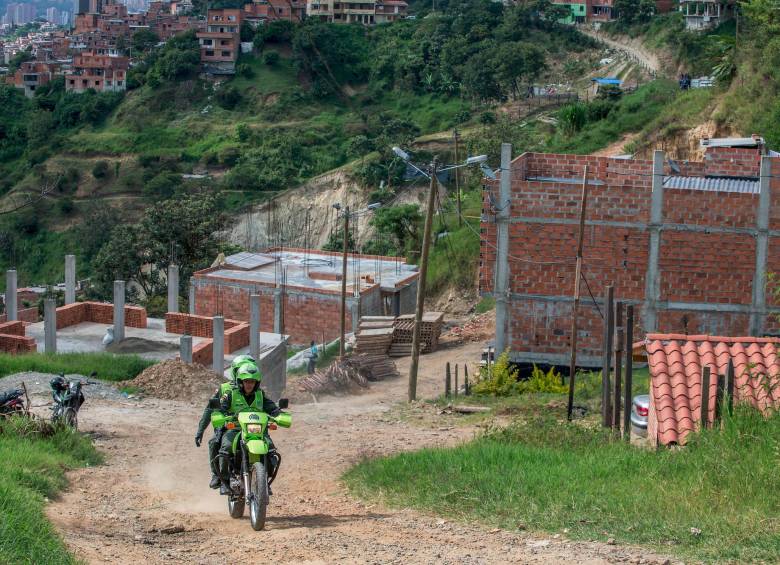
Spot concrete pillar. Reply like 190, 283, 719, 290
188, 281, 196, 315
212, 316, 224, 373
5, 269, 17, 321
65, 255, 76, 305
350, 299, 360, 336
167, 264, 179, 313
44, 298, 57, 353
643, 150, 664, 333
113, 280, 125, 342
250, 294, 261, 359
180, 335, 193, 363
494, 143, 512, 354
273, 289, 282, 335
750, 156, 771, 336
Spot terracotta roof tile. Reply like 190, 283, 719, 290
641, 334, 780, 446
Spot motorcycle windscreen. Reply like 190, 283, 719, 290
246, 439, 269, 455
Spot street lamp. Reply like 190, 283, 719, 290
392, 147, 493, 402
333, 202, 381, 359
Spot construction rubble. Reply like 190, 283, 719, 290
297, 354, 399, 395
129, 360, 223, 402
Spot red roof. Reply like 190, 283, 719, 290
640, 334, 780, 446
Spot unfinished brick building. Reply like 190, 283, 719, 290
191, 248, 418, 345
480, 137, 780, 366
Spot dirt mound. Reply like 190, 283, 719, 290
106, 337, 179, 354
129, 360, 223, 403
444, 310, 496, 345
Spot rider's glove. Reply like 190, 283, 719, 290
195, 433, 202, 447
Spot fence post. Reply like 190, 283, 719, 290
445, 362, 451, 398
464, 365, 470, 395
700, 366, 711, 429
726, 359, 735, 415
454, 364, 459, 397
715, 372, 725, 426
601, 285, 614, 427
623, 305, 634, 441
613, 301, 624, 431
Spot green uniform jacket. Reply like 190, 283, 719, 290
220, 384, 280, 418
196, 381, 234, 437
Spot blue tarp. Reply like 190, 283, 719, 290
591, 77, 622, 85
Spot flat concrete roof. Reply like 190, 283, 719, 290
195, 249, 418, 295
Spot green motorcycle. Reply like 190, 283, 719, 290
211, 399, 291, 531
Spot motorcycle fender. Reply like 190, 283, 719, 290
246, 439, 268, 456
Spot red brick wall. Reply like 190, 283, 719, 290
703, 146, 761, 178
55, 302, 148, 330
192, 283, 355, 344
165, 313, 249, 353
481, 150, 771, 363
192, 340, 213, 365
0, 320, 36, 353
0, 307, 38, 324
0, 321, 26, 336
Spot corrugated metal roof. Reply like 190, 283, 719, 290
663, 175, 760, 194
700, 137, 764, 148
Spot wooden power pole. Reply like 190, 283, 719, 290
453, 130, 462, 226
339, 206, 349, 359
567, 166, 589, 420
408, 158, 438, 402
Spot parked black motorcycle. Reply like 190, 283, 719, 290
0, 388, 26, 416
50, 375, 86, 429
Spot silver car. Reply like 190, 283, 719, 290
630, 394, 649, 437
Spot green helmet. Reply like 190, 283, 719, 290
236, 363, 261, 383
230, 354, 257, 379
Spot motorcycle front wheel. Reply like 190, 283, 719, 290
63, 407, 78, 429
249, 462, 268, 531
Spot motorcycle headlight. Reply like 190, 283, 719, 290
246, 424, 263, 434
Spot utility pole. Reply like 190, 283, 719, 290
453, 130, 462, 226
408, 158, 438, 402
339, 206, 349, 359
494, 143, 511, 355
567, 166, 589, 420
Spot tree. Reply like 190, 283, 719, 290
492, 41, 546, 99
132, 29, 159, 53
263, 50, 280, 66
367, 204, 422, 256
92, 160, 109, 179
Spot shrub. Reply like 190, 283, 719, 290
92, 160, 109, 179
263, 50, 280, 66
59, 197, 75, 215
472, 350, 519, 396
517, 364, 566, 394
236, 63, 254, 78
479, 111, 497, 125
215, 85, 241, 109
559, 103, 587, 134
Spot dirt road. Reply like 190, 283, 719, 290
39, 345, 673, 564
580, 29, 661, 75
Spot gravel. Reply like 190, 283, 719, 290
0, 372, 134, 404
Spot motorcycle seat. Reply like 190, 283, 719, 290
0, 389, 23, 404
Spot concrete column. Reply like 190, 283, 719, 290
494, 143, 512, 354
750, 156, 771, 336
65, 255, 76, 305
273, 289, 282, 335
167, 264, 179, 313
212, 316, 224, 373
113, 280, 125, 342
180, 335, 193, 363
44, 298, 57, 353
188, 281, 196, 315
642, 150, 664, 333
250, 294, 261, 359
350, 299, 360, 336
5, 269, 17, 321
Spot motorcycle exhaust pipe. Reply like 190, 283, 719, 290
243, 472, 251, 500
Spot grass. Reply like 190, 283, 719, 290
288, 339, 342, 376
0, 417, 101, 564
345, 405, 780, 562
0, 352, 154, 382
474, 295, 495, 314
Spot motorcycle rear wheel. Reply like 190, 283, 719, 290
249, 462, 268, 531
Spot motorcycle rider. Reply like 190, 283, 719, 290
195, 355, 257, 489
216, 363, 281, 495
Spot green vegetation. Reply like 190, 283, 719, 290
0, 352, 153, 381
346, 406, 780, 562
0, 417, 101, 564
474, 295, 495, 314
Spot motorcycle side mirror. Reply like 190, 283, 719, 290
278, 398, 289, 409
208, 397, 221, 409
